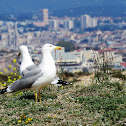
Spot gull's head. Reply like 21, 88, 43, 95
18, 45, 29, 56
42, 44, 62, 53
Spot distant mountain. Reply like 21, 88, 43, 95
0, 0, 126, 17
52, 5, 126, 17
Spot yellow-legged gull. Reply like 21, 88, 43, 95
0, 44, 63, 102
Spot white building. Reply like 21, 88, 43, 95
49, 20, 59, 30
64, 20, 74, 30
0, 21, 3, 26
92, 18, 97, 27
80, 14, 97, 29
42, 8, 49, 24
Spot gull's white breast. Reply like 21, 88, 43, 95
31, 62, 56, 90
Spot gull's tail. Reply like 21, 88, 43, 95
51, 77, 72, 86
56, 80, 72, 86
0, 88, 7, 94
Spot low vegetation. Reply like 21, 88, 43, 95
0, 58, 126, 125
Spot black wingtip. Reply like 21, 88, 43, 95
57, 80, 72, 86
0, 88, 7, 94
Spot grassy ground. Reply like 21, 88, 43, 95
0, 74, 126, 126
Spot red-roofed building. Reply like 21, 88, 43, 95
104, 48, 114, 51
114, 62, 126, 70
98, 48, 114, 53
77, 49, 83, 52
120, 62, 126, 68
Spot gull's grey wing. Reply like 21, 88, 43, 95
22, 64, 38, 76
25, 64, 37, 71
8, 66, 43, 92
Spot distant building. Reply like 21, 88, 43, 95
49, 20, 59, 30
114, 62, 126, 70
64, 20, 74, 30
7, 23, 19, 49
0, 21, 3, 26
92, 18, 97, 27
80, 14, 97, 29
30, 46, 124, 73
33, 22, 46, 27
80, 15, 92, 29
7, 24, 11, 46
42, 9, 49, 25
14, 23, 19, 48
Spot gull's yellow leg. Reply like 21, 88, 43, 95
39, 91, 41, 103
35, 91, 38, 103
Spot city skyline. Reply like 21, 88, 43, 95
0, 2, 126, 125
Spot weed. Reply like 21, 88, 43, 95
93, 46, 114, 84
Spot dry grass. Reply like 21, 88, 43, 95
0, 74, 126, 126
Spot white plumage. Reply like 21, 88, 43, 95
31, 44, 57, 90
0, 44, 72, 102
0, 44, 62, 102
18, 45, 71, 87
18, 45, 34, 77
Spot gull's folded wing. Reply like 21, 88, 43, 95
8, 66, 43, 92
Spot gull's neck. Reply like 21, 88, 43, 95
39, 51, 55, 69
21, 51, 34, 66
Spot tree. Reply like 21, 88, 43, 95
56, 41, 75, 52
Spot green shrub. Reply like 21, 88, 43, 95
77, 71, 91, 76
75, 95, 126, 124
111, 70, 126, 80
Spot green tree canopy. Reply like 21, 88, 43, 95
56, 41, 75, 52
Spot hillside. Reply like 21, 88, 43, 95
0, 0, 126, 17
53, 5, 126, 17
0, 54, 19, 73
0, 72, 126, 125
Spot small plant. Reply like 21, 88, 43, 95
0, 59, 21, 87
62, 71, 74, 77
93, 46, 114, 84
77, 71, 90, 76
17, 114, 33, 124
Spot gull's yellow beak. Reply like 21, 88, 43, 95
18, 52, 21, 56
54, 46, 62, 50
